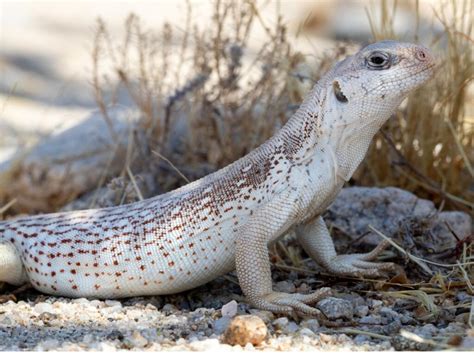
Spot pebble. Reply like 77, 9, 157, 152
34, 302, 55, 314
161, 303, 178, 314
300, 319, 320, 332
34, 339, 60, 351
223, 315, 267, 346
273, 317, 289, 330
125, 331, 149, 348
380, 307, 401, 322
221, 300, 238, 317
317, 297, 353, 320
369, 299, 383, 310
189, 339, 223, 351
274, 281, 296, 293
416, 324, 438, 338
339, 293, 366, 307
298, 328, 316, 337
104, 300, 122, 308
355, 305, 369, 317
455, 292, 472, 303
213, 316, 232, 335
400, 313, 415, 325
354, 334, 371, 345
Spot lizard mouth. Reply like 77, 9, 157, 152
333, 81, 348, 103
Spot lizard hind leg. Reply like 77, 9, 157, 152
0, 242, 27, 286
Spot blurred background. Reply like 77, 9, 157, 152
0, 0, 472, 214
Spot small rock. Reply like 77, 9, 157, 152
95, 342, 118, 352
416, 324, 438, 339
383, 319, 402, 335
221, 300, 238, 317
300, 319, 320, 333
104, 300, 122, 308
243, 343, 255, 350
380, 307, 401, 322
455, 292, 472, 303
298, 328, 316, 337
355, 305, 369, 317
72, 298, 90, 305
455, 313, 470, 324
214, 316, 232, 335
34, 302, 54, 314
338, 293, 366, 307
272, 317, 299, 334
223, 315, 267, 346
34, 339, 60, 351
89, 300, 104, 308
161, 303, 178, 314
274, 281, 296, 293
125, 331, 148, 348
354, 334, 371, 345
38, 312, 58, 323
189, 339, 222, 351
317, 297, 353, 320
272, 317, 289, 330
400, 313, 415, 325
460, 332, 474, 350
287, 321, 299, 333
369, 299, 383, 310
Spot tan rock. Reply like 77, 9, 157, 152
223, 315, 267, 346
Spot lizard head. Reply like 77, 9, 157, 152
322, 40, 438, 128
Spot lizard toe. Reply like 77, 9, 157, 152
293, 287, 332, 304
360, 240, 392, 261
253, 290, 332, 316
273, 299, 322, 316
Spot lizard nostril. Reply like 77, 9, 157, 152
416, 48, 428, 61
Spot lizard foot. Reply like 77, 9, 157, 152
324, 240, 395, 278
251, 287, 332, 316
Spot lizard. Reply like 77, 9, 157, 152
0, 41, 437, 315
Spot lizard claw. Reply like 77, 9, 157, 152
250, 287, 332, 316
324, 240, 395, 278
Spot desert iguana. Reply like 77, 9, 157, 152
0, 41, 437, 315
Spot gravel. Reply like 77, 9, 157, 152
1, 275, 470, 351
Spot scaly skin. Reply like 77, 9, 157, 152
0, 41, 437, 315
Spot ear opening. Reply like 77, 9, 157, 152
333, 81, 348, 103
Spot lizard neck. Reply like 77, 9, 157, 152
272, 85, 401, 182
274, 85, 323, 162
327, 97, 404, 181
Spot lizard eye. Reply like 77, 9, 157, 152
333, 81, 348, 103
367, 51, 390, 70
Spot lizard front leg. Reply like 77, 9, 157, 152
296, 216, 395, 277
235, 193, 331, 316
